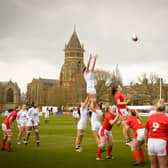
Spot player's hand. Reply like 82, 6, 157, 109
93, 55, 98, 59
38, 122, 40, 126
90, 54, 92, 59
127, 99, 130, 104
32, 120, 34, 124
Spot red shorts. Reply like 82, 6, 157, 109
99, 127, 112, 137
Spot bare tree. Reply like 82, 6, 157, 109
138, 73, 160, 104
94, 69, 112, 103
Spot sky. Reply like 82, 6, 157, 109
0, 0, 168, 92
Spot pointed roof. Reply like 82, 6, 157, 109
65, 29, 83, 50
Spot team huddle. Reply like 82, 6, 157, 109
73, 55, 168, 168
1, 55, 168, 168
1, 103, 40, 152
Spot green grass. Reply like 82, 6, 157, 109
0, 115, 150, 168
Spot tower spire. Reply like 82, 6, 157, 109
74, 24, 76, 32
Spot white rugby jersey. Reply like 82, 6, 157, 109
28, 107, 39, 122
91, 109, 102, 124
79, 106, 88, 122
17, 110, 29, 123
84, 72, 95, 89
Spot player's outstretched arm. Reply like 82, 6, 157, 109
91, 55, 98, 72
85, 54, 92, 72
109, 115, 119, 125
83, 96, 89, 106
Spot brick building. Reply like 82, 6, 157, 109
27, 29, 86, 106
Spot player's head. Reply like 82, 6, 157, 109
15, 105, 21, 112
130, 109, 136, 116
156, 99, 165, 112
32, 102, 37, 108
22, 104, 27, 110
112, 84, 122, 95
117, 85, 122, 92
80, 101, 85, 107
109, 106, 115, 114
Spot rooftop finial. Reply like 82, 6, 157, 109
74, 24, 76, 32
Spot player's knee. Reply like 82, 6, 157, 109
77, 132, 84, 136
100, 143, 105, 148
35, 129, 39, 133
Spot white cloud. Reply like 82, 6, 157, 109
0, 0, 168, 92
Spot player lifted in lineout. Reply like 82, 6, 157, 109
112, 85, 132, 146
83, 54, 98, 106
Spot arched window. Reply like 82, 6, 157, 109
7, 88, 14, 103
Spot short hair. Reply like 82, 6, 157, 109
112, 86, 118, 95
15, 105, 20, 110
156, 99, 165, 112
82, 67, 86, 73
130, 109, 136, 116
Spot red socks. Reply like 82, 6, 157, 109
2, 139, 6, 149
7, 141, 11, 150
97, 145, 105, 158
132, 149, 139, 162
138, 147, 144, 162
107, 145, 112, 156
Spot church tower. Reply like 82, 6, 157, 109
60, 28, 85, 87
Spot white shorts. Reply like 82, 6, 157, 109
77, 120, 87, 130
26, 119, 39, 127
148, 138, 167, 156
91, 121, 101, 131
134, 128, 145, 141
19, 121, 27, 128
87, 87, 96, 94
2, 123, 11, 132
117, 108, 128, 116
99, 127, 112, 137
73, 114, 79, 118
45, 114, 49, 118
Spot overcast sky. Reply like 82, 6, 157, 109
0, 0, 168, 92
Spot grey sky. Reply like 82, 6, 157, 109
0, 0, 168, 92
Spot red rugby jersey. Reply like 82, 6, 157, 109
145, 113, 168, 141
3, 110, 17, 128
126, 116, 144, 133
102, 112, 116, 131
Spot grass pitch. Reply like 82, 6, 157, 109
0, 115, 150, 168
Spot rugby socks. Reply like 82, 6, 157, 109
131, 148, 139, 162
107, 145, 112, 157
97, 145, 105, 158
126, 138, 132, 143
7, 140, 11, 150
138, 147, 144, 162
2, 139, 6, 149
36, 140, 40, 145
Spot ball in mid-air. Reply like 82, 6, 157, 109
132, 34, 138, 42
